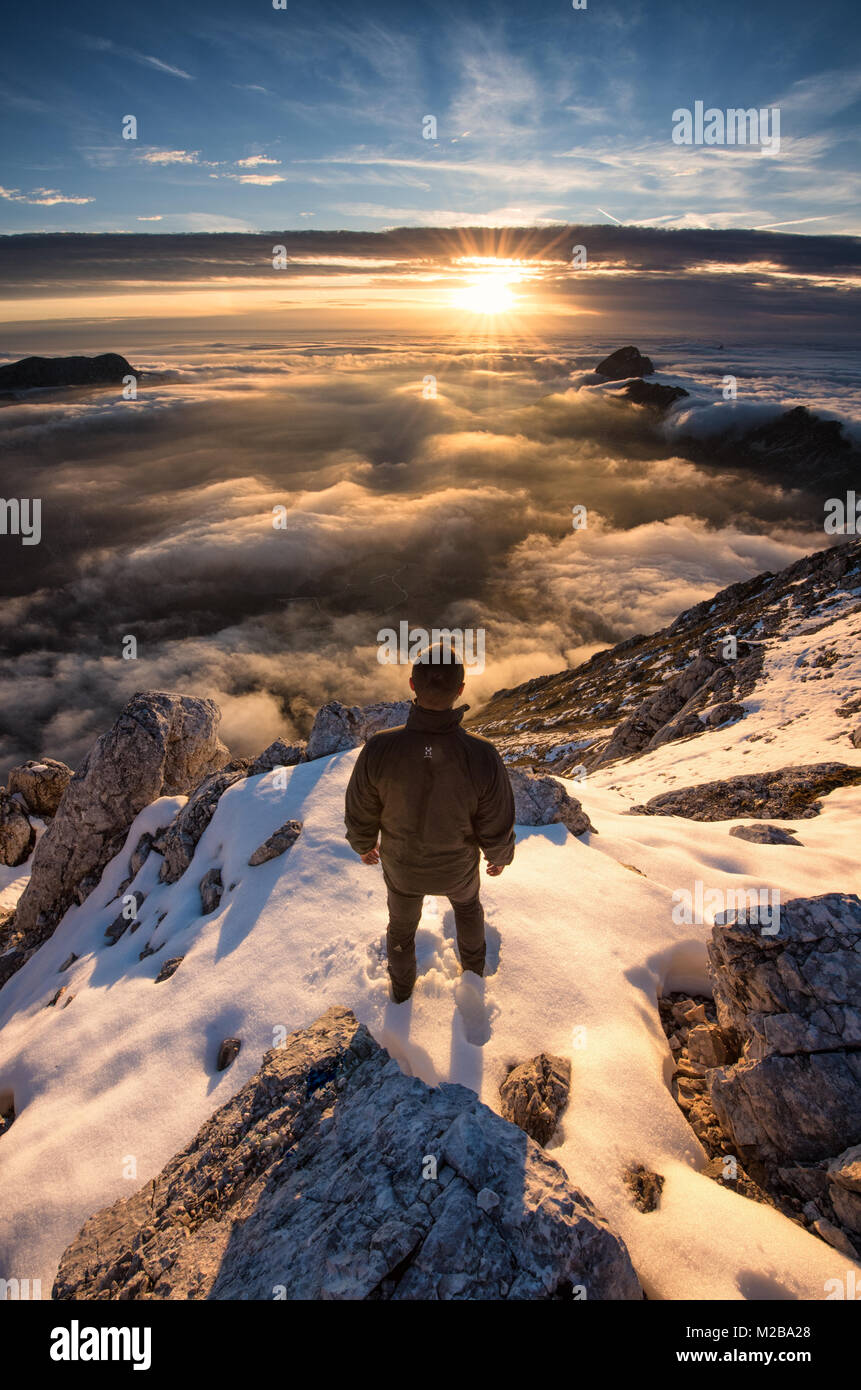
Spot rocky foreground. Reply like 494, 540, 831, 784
53, 1007, 641, 1301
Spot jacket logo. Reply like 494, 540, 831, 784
424, 746, 432, 758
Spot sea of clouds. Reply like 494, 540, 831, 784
2, 334, 856, 770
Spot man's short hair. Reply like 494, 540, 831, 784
411, 642, 464, 705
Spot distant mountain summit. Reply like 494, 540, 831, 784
0, 353, 134, 391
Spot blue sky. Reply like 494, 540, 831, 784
0, 0, 859, 234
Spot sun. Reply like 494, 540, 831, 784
453, 271, 518, 315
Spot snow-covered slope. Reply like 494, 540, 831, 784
1, 723, 859, 1300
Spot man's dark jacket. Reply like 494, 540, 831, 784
344, 703, 515, 893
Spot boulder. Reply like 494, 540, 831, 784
10, 693, 228, 970
53, 1007, 641, 1301
707, 894, 861, 1167
499, 1053, 571, 1145
596, 655, 724, 765
157, 768, 245, 884
729, 823, 800, 846
154, 956, 184, 983
508, 769, 592, 836
306, 700, 412, 761
248, 819, 303, 866
7, 758, 72, 817
0, 789, 34, 867
0, 353, 134, 391
247, 739, 305, 775
629, 763, 861, 820
199, 868, 223, 915
595, 346, 654, 379
216, 1038, 241, 1072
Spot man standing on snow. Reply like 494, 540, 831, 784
344, 642, 515, 1003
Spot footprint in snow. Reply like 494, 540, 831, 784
454, 972, 497, 1047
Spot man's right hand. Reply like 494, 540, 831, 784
360, 845, 381, 865
486, 863, 505, 876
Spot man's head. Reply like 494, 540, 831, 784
409, 642, 465, 710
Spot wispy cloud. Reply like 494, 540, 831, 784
78, 34, 194, 80
0, 185, 93, 205
138, 150, 200, 165
236, 156, 281, 167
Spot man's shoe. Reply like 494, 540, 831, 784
390, 984, 413, 1003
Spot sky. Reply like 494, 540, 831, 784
0, 0, 859, 237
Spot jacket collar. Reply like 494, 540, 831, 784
405, 701, 469, 733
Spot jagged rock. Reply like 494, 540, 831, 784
686, 1023, 734, 1068
247, 740, 305, 775
622, 1164, 664, 1213
595, 345, 654, 379
729, 823, 801, 845
704, 701, 745, 728
154, 956, 183, 983
0, 789, 34, 866
702, 1156, 772, 1204
306, 700, 412, 761
158, 768, 245, 884
621, 379, 688, 411
828, 1145, 861, 1193
10, 693, 228, 977
508, 770, 592, 836
707, 894, 861, 1167
470, 539, 859, 774
850, 725, 861, 749
8, 758, 72, 817
59, 953, 78, 973
499, 1053, 571, 1145
216, 1038, 241, 1072
629, 763, 861, 820
104, 890, 146, 945
811, 1218, 857, 1257
199, 868, 223, 915
596, 654, 724, 765
53, 1008, 641, 1301
0, 352, 134, 391
129, 832, 155, 878
248, 820, 303, 866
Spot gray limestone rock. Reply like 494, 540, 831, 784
499, 1053, 571, 1145
8, 758, 72, 817
305, 700, 412, 761
248, 820, 303, 866
52, 1007, 641, 1301
12, 693, 228, 964
508, 769, 592, 836
0, 789, 34, 867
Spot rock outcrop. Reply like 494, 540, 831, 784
306, 699, 412, 760
729, 823, 801, 846
470, 538, 860, 774
0, 789, 34, 867
621, 379, 688, 412
508, 769, 592, 836
499, 1053, 571, 1145
53, 1007, 641, 1301
247, 739, 305, 775
0, 353, 134, 391
9, 693, 228, 977
157, 768, 245, 884
7, 758, 72, 817
706, 894, 861, 1252
595, 345, 654, 379
248, 820, 303, 866
629, 763, 861, 820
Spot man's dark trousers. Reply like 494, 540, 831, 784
383, 859, 485, 1000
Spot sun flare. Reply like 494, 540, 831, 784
453, 272, 518, 315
